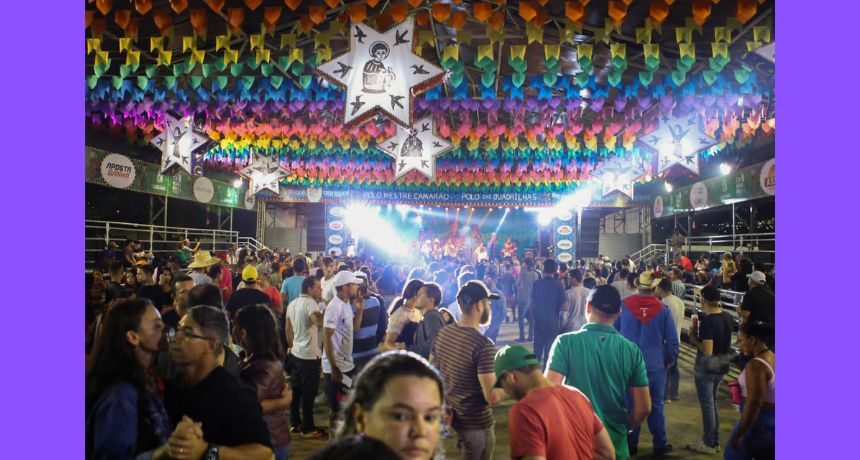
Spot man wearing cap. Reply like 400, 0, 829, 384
431, 280, 504, 460
224, 265, 271, 319
187, 251, 220, 286
739, 271, 775, 326
350, 271, 387, 374
547, 285, 651, 460
322, 270, 365, 435
496, 345, 615, 460
617, 270, 679, 456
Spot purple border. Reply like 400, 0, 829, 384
780, 2, 856, 457
3, 1, 83, 457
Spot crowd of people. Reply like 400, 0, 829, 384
85, 238, 775, 460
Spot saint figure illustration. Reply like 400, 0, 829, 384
668, 123, 691, 159
400, 132, 423, 158
362, 41, 396, 93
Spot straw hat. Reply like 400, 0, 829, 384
188, 251, 220, 268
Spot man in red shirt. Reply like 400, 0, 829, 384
495, 345, 616, 460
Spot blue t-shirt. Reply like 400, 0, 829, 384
281, 275, 305, 306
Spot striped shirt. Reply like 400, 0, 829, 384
672, 280, 687, 300
353, 296, 383, 360
432, 324, 496, 430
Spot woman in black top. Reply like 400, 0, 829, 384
686, 286, 735, 454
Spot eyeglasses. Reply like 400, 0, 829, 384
173, 328, 214, 342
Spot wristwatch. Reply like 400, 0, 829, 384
204, 444, 219, 460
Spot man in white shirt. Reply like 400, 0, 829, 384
656, 278, 685, 402
610, 269, 633, 300
319, 256, 338, 304
285, 276, 325, 437
322, 270, 365, 434
564, 269, 591, 332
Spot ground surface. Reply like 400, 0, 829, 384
289, 317, 740, 459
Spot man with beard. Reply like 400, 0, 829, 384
431, 280, 504, 460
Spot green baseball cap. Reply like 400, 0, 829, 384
493, 345, 540, 388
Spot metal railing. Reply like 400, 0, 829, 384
665, 232, 775, 260
85, 220, 240, 259
630, 244, 665, 267
238, 236, 265, 253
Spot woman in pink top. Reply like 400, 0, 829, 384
725, 321, 775, 460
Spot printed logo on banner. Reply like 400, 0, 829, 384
329, 206, 345, 217
654, 196, 664, 218
192, 177, 215, 203
307, 187, 323, 203
329, 234, 344, 245
100, 154, 136, 189
759, 159, 775, 195
556, 239, 574, 251
557, 211, 574, 221
329, 247, 343, 257
329, 220, 344, 231
557, 225, 573, 236
690, 182, 708, 209
557, 253, 573, 263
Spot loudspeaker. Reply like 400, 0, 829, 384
306, 203, 327, 251
578, 208, 601, 258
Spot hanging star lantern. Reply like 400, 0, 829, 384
378, 115, 451, 181
593, 157, 637, 199
150, 113, 211, 175
638, 114, 718, 176
316, 16, 446, 128
239, 151, 289, 195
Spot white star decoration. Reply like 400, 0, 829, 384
638, 114, 718, 176
239, 152, 289, 196
316, 16, 445, 128
594, 157, 639, 199
150, 114, 210, 175
378, 116, 451, 181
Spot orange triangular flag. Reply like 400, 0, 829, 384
170, 0, 188, 14
608, 0, 627, 26
490, 10, 505, 28
376, 13, 394, 30
227, 8, 245, 31
473, 2, 492, 22
125, 18, 139, 40
264, 6, 281, 25
309, 5, 326, 24
207, 0, 225, 13
407, 0, 422, 7
416, 11, 429, 26
736, 0, 757, 23
432, 3, 451, 22
450, 11, 466, 29
300, 15, 314, 32
114, 9, 131, 29
324, 0, 339, 8
367, 0, 380, 7
519, 1, 536, 21
90, 18, 107, 38
391, 3, 409, 23
349, 4, 366, 23
153, 9, 172, 31
86, 10, 94, 28
284, 0, 301, 12
190, 8, 208, 35
96, 0, 112, 16
566, 1, 584, 22
649, 0, 669, 25
134, 0, 152, 15
692, 0, 711, 26
532, 8, 548, 26
244, 0, 263, 10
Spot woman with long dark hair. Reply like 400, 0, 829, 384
380, 279, 425, 351
337, 351, 444, 460
724, 321, 775, 460
233, 305, 292, 460
86, 299, 170, 459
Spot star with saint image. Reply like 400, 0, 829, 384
378, 116, 451, 181
637, 114, 718, 176
150, 113, 211, 175
316, 16, 445, 128
593, 157, 636, 199
239, 151, 289, 195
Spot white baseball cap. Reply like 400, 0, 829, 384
747, 271, 767, 284
333, 270, 363, 287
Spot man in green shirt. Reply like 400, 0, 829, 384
546, 285, 652, 460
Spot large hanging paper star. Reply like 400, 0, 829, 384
316, 16, 445, 128
593, 157, 636, 199
239, 151, 289, 195
150, 113, 210, 175
378, 116, 451, 181
638, 114, 718, 176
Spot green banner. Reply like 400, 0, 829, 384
653, 158, 774, 218
86, 147, 248, 209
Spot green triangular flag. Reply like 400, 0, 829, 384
449, 73, 464, 87
702, 70, 718, 86
543, 72, 558, 87
215, 75, 229, 90
146, 65, 158, 78
270, 75, 284, 89
190, 75, 203, 89
481, 72, 495, 87
638, 71, 653, 87
164, 76, 177, 89
246, 56, 261, 70
87, 76, 99, 89
290, 62, 304, 76
215, 56, 228, 72
511, 72, 526, 88
112, 76, 124, 89
278, 56, 289, 70
734, 68, 750, 85
119, 65, 131, 79
261, 63, 274, 77
671, 69, 686, 86
298, 74, 313, 89
241, 75, 256, 90
173, 63, 185, 78
137, 76, 149, 89
201, 64, 213, 78
230, 63, 245, 78
575, 71, 589, 86
607, 69, 622, 87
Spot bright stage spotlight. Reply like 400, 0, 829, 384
494, 207, 511, 233
395, 204, 410, 219
344, 204, 408, 256
665, 182, 673, 192
233, 179, 243, 188
719, 162, 732, 175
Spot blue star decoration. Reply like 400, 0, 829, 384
637, 114, 718, 176
150, 113, 211, 175
316, 16, 445, 128
378, 116, 451, 181
239, 152, 289, 196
